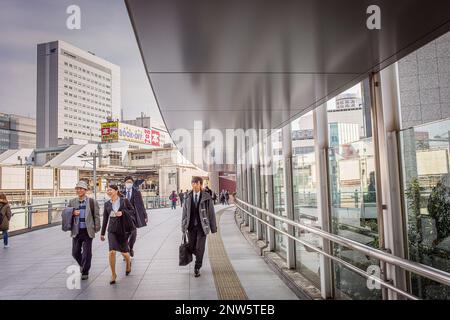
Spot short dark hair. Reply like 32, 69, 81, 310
124, 176, 134, 183
108, 184, 120, 192
191, 176, 203, 185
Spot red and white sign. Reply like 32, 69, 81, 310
144, 128, 152, 144
151, 130, 160, 146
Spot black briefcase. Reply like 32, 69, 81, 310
179, 233, 193, 266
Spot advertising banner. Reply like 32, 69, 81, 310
101, 121, 161, 147
151, 129, 160, 146
101, 121, 119, 143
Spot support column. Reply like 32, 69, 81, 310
266, 131, 276, 251
247, 134, 255, 232
240, 132, 248, 220
243, 135, 250, 227
376, 66, 408, 299
282, 124, 296, 269
254, 131, 262, 240
236, 135, 242, 200
313, 104, 334, 299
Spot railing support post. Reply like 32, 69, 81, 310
282, 124, 296, 269
48, 201, 53, 224
266, 133, 276, 252
27, 202, 32, 229
314, 104, 334, 299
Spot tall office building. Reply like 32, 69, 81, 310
335, 93, 362, 110
36, 40, 120, 148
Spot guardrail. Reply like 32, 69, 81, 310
234, 198, 450, 300
8, 196, 170, 233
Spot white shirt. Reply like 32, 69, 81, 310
111, 198, 121, 217
193, 191, 201, 204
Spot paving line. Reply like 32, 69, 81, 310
208, 207, 248, 300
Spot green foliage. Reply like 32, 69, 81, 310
427, 177, 450, 242
406, 176, 450, 299
405, 178, 423, 247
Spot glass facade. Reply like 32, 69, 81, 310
272, 129, 287, 258
291, 111, 320, 286
397, 32, 450, 300
235, 31, 450, 300
327, 83, 381, 300
400, 120, 450, 299
259, 134, 269, 240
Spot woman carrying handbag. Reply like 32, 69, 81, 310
101, 184, 136, 285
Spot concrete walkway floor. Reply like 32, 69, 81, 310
0, 205, 298, 300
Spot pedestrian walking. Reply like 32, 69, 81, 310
220, 190, 225, 205
179, 190, 185, 208
101, 184, 135, 285
68, 181, 101, 280
169, 191, 178, 210
122, 176, 148, 258
225, 190, 230, 205
181, 176, 217, 278
0, 193, 12, 249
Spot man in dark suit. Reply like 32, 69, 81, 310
122, 176, 148, 257
181, 176, 217, 277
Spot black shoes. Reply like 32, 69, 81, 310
126, 260, 132, 276
130, 249, 134, 257
194, 268, 201, 277
81, 274, 89, 280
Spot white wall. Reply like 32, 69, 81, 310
0, 167, 26, 190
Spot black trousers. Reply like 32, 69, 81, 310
127, 229, 137, 251
72, 229, 93, 275
187, 226, 207, 270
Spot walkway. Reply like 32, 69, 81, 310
0, 205, 298, 300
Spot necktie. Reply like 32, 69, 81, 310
127, 190, 131, 200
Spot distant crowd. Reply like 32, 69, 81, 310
169, 188, 230, 210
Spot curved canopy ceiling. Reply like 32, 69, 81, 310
125, 0, 450, 134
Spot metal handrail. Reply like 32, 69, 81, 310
11, 202, 68, 211
10, 202, 69, 217
10, 199, 110, 216
236, 203, 417, 300
235, 198, 450, 300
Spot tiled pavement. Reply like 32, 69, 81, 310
0, 205, 298, 300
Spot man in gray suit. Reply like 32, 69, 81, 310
181, 176, 217, 277
69, 180, 101, 280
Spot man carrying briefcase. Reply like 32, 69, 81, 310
181, 176, 217, 277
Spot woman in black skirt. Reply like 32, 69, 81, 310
101, 184, 134, 284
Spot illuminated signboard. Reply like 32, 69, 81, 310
101, 121, 160, 146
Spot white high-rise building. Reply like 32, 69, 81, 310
36, 40, 121, 148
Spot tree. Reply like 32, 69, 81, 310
427, 174, 450, 243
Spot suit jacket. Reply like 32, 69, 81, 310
122, 187, 148, 228
68, 197, 101, 239
101, 197, 135, 236
181, 191, 217, 235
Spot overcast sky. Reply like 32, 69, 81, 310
0, 0, 163, 123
